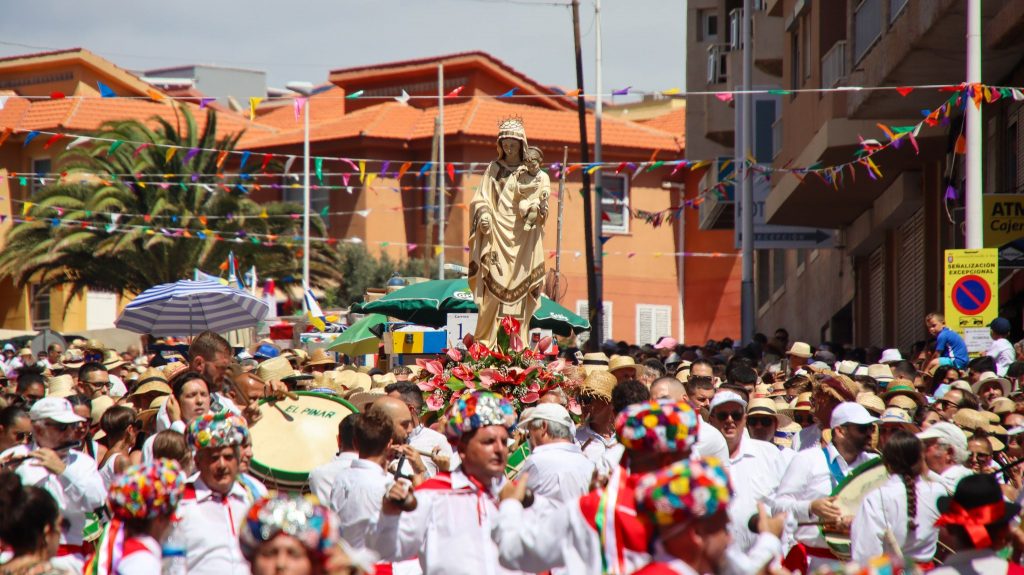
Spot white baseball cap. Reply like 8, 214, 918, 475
29, 397, 87, 424
710, 390, 747, 412
519, 403, 574, 430
829, 402, 879, 427
917, 421, 969, 462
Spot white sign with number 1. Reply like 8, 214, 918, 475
446, 313, 479, 349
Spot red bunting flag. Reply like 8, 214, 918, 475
397, 161, 412, 181
445, 86, 465, 98
896, 87, 914, 97
446, 163, 455, 182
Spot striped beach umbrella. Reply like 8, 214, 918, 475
115, 279, 270, 336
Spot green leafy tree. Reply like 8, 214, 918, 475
332, 243, 438, 307
0, 106, 341, 302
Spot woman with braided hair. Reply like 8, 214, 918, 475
850, 430, 946, 569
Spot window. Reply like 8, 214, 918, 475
754, 99, 778, 163
772, 249, 786, 293
636, 304, 672, 346
802, 17, 812, 81
282, 178, 331, 229
789, 30, 800, 91
756, 251, 771, 308
30, 158, 51, 196
599, 175, 629, 234
576, 300, 612, 346
698, 9, 719, 42
853, 0, 883, 63
31, 285, 50, 330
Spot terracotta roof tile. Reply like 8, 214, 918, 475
639, 106, 686, 144
257, 86, 347, 129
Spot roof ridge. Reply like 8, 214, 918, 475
61, 97, 84, 129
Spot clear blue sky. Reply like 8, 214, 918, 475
0, 0, 687, 99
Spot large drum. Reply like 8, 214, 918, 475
249, 391, 357, 491
821, 458, 890, 560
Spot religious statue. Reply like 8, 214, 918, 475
468, 117, 549, 347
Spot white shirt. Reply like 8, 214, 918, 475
1, 444, 106, 549
575, 425, 618, 477
694, 416, 730, 466
850, 474, 945, 563
370, 469, 527, 575
406, 424, 453, 478
114, 534, 162, 575
773, 442, 877, 553
169, 476, 251, 575
330, 458, 394, 549
927, 464, 974, 494
521, 442, 595, 503
987, 338, 1015, 376
309, 451, 358, 505
791, 423, 821, 451
726, 434, 786, 553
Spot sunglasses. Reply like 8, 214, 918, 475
794, 414, 814, 424
713, 410, 744, 422
845, 423, 875, 434
935, 399, 958, 410
968, 452, 992, 462
747, 416, 775, 428
84, 353, 103, 363
14, 431, 32, 443
46, 421, 74, 433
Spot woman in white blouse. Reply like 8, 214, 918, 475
850, 430, 946, 569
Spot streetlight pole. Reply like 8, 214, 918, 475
287, 81, 314, 312
965, 0, 983, 248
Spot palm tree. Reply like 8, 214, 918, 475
0, 106, 341, 303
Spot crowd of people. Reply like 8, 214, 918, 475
0, 310, 1023, 574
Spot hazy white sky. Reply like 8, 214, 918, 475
1, 0, 687, 98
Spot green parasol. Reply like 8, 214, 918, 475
354, 279, 589, 337
327, 313, 388, 356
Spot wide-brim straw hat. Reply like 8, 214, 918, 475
345, 388, 386, 411
580, 370, 616, 402
371, 372, 397, 389
857, 392, 886, 417
882, 379, 926, 409
102, 350, 126, 371
990, 397, 1015, 415
608, 355, 639, 377
817, 372, 859, 403
747, 397, 793, 427
133, 368, 170, 392
306, 348, 337, 368
581, 352, 610, 375
61, 349, 86, 369
787, 342, 812, 359
256, 356, 312, 384
91, 395, 115, 425
46, 374, 76, 398
336, 368, 371, 392
972, 372, 1012, 397
309, 371, 348, 396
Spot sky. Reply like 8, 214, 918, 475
0, 0, 687, 100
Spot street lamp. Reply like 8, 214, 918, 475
286, 81, 314, 313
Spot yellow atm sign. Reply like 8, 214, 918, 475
984, 194, 1024, 247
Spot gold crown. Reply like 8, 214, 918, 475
498, 116, 524, 131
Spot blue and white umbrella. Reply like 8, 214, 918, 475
115, 279, 270, 336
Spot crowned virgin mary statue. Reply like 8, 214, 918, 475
467, 117, 549, 347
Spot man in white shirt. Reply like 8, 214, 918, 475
574, 371, 618, 477
791, 374, 856, 451
0, 397, 106, 575
986, 317, 1015, 376
774, 402, 879, 572
652, 376, 730, 464
386, 381, 454, 477
518, 403, 594, 503
916, 421, 973, 493
708, 391, 786, 555
372, 391, 522, 575
330, 409, 395, 549
309, 413, 361, 505
169, 411, 253, 575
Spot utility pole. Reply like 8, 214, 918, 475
571, 0, 602, 350
438, 64, 447, 278
593, 0, 605, 344
965, 0, 982, 248
554, 146, 569, 301
740, 0, 755, 343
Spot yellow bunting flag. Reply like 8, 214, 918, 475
359, 160, 366, 183
22, 202, 33, 215
365, 173, 377, 188
165, 148, 177, 163
249, 97, 263, 120
259, 209, 268, 219
434, 246, 443, 256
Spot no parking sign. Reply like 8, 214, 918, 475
944, 249, 998, 352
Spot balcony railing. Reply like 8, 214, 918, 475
853, 0, 882, 63
821, 40, 847, 88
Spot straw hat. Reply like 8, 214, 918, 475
163, 362, 188, 382
102, 350, 126, 371
256, 356, 313, 384
990, 397, 1015, 415
46, 374, 76, 398
82, 339, 106, 352
336, 369, 371, 392
306, 348, 337, 368
346, 388, 386, 412
787, 342, 812, 359
580, 371, 616, 402
747, 397, 793, 427
857, 393, 886, 417
581, 352, 610, 375
878, 407, 919, 433
308, 371, 348, 396
774, 421, 802, 449
866, 364, 895, 384
608, 355, 639, 378
133, 368, 169, 391
882, 379, 926, 409
61, 349, 85, 369
972, 372, 1012, 397
888, 395, 919, 412
91, 395, 115, 425
371, 372, 397, 389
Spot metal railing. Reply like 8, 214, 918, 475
853, 0, 882, 63
821, 40, 848, 88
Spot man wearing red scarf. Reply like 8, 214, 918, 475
928, 474, 1024, 574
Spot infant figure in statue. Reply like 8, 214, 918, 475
511, 146, 550, 231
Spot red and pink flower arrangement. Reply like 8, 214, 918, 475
414, 316, 578, 414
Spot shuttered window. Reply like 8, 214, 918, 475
636, 304, 672, 346
576, 300, 613, 346
868, 246, 886, 345
895, 208, 926, 349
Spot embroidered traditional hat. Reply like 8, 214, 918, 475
635, 457, 732, 528
239, 494, 341, 562
187, 411, 249, 450
108, 459, 186, 521
614, 400, 699, 455
445, 391, 517, 441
